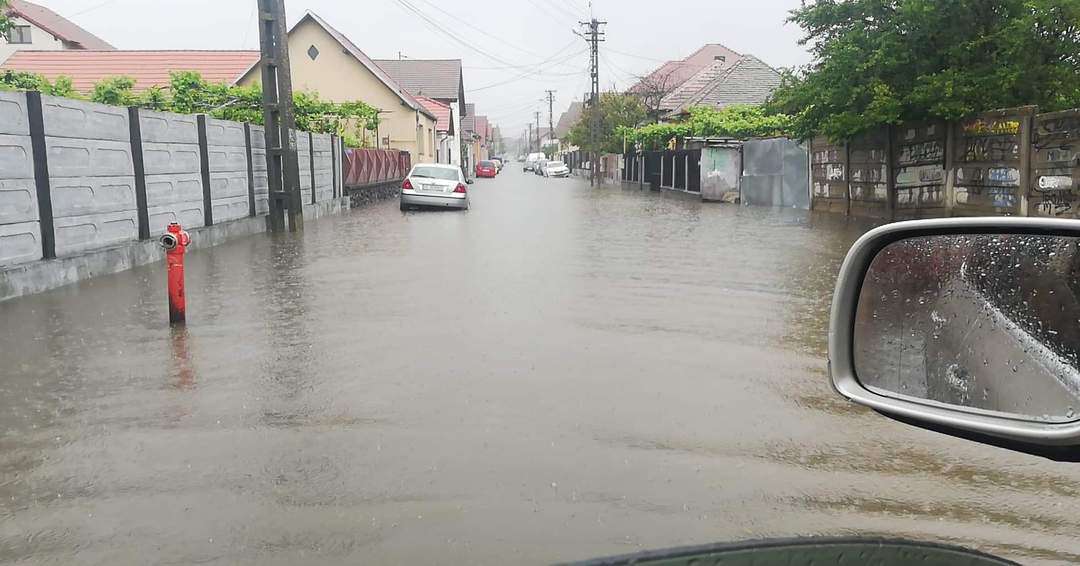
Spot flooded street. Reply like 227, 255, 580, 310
3, 168, 1080, 565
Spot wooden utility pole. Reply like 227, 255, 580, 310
527, 123, 533, 153
256, 0, 303, 232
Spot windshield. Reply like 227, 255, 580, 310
479, 161, 494, 167
547, 161, 565, 167
411, 166, 460, 181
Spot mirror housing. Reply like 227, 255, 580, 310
830, 218, 1080, 456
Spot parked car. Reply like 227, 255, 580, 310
490, 158, 503, 172
534, 159, 548, 175
542, 160, 570, 177
400, 163, 469, 211
475, 160, 497, 178
523, 152, 545, 172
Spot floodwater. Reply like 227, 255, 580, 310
2, 168, 1080, 565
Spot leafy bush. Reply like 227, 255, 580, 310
0, 68, 380, 145
621, 105, 794, 150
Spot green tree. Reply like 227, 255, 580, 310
91, 76, 138, 106
769, 0, 1080, 140
567, 93, 646, 153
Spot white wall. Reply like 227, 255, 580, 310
0, 18, 65, 63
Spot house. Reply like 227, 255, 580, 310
460, 103, 492, 169
372, 59, 465, 168
235, 12, 437, 163
554, 101, 583, 152
0, 0, 114, 63
628, 43, 780, 120
1, 50, 260, 92
415, 95, 454, 164
664, 56, 783, 118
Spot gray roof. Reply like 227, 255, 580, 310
669, 56, 782, 115
373, 59, 463, 102
554, 101, 583, 138
659, 60, 730, 111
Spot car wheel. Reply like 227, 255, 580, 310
399, 200, 408, 212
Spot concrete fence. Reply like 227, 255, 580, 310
0, 91, 343, 270
811, 106, 1080, 219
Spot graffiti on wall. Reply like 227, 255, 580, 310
810, 137, 847, 209
1029, 109, 1079, 218
952, 108, 1033, 213
893, 121, 947, 210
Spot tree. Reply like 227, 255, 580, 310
631, 69, 681, 123
566, 92, 646, 154
0, 1, 11, 39
769, 0, 1080, 140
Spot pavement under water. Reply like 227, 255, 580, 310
2, 168, 1080, 565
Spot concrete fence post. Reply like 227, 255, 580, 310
25, 91, 55, 259
308, 131, 316, 205
244, 122, 256, 217
127, 107, 150, 240
196, 115, 213, 226
330, 134, 339, 199
843, 141, 852, 216
885, 124, 896, 221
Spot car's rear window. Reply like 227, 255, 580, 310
479, 161, 494, 167
411, 166, 460, 181
548, 161, 565, 167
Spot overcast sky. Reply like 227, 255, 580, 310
39, 0, 811, 138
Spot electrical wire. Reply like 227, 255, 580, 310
468, 48, 588, 92
605, 47, 671, 63
410, 0, 546, 60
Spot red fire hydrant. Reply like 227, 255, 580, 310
160, 222, 191, 325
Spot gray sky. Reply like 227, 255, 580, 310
39, 0, 811, 138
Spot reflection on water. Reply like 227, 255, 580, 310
1, 172, 1080, 565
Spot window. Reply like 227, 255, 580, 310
307, 45, 319, 60
417, 125, 424, 156
7, 25, 31, 44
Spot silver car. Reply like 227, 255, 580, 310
400, 163, 470, 211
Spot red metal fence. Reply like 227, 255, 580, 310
343, 148, 411, 188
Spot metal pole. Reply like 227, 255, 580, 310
546, 90, 556, 150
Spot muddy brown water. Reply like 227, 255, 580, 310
2, 168, 1079, 565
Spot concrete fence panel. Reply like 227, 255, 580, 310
1029, 109, 1080, 219
312, 133, 334, 202
140, 109, 203, 234
0, 91, 39, 266
295, 130, 312, 205
810, 136, 848, 213
848, 129, 889, 217
892, 120, 947, 218
206, 117, 250, 223
42, 96, 137, 257
951, 107, 1034, 216
250, 125, 269, 215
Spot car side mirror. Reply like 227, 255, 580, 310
829, 218, 1080, 459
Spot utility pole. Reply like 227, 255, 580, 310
579, 17, 606, 186
257, 0, 303, 232
534, 111, 541, 156
527, 123, 533, 153
545, 90, 556, 151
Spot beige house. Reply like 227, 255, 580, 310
236, 12, 437, 163
0, 0, 114, 63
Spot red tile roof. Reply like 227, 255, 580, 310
415, 96, 452, 133
8, 0, 114, 50
0, 50, 261, 93
629, 44, 742, 95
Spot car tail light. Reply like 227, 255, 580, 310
453, 183, 467, 193
402, 178, 413, 190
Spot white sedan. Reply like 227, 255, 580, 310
542, 160, 570, 178
400, 163, 470, 211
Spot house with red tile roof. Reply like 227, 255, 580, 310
415, 95, 456, 164
0, 0, 114, 63
1, 50, 260, 93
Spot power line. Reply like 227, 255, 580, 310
467, 47, 588, 92
411, 0, 546, 60
70, 0, 116, 17
392, 0, 520, 69
605, 47, 670, 63
523, 0, 577, 27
